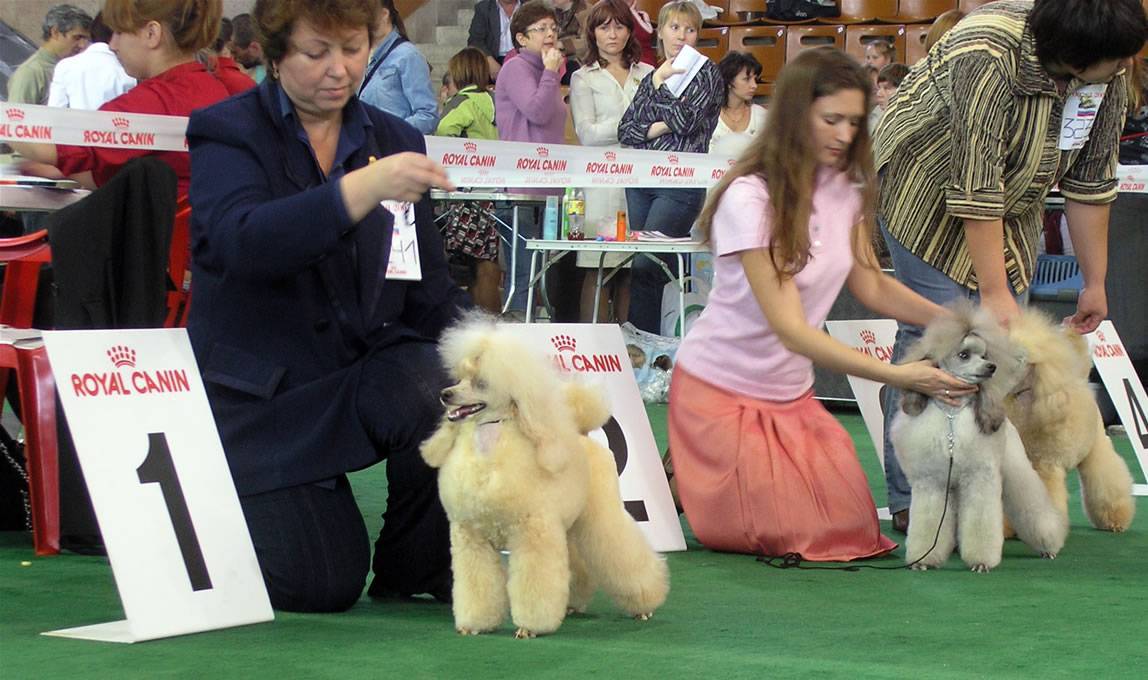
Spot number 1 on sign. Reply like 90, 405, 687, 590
136, 432, 213, 591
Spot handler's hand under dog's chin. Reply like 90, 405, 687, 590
899, 361, 978, 407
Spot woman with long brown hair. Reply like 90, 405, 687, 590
668, 48, 971, 561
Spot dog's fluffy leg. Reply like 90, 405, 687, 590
905, 482, 956, 569
566, 538, 595, 615
957, 467, 1004, 572
570, 446, 668, 617
420, 421, 459, 468
1077, 428, 1136, 532
451, 523, 508, 635
1032, 461, 1070, 521
1001, 426, 1067, 558
507, 516, 570, 637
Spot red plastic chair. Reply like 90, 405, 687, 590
164, 197, 192, 328
0, 229, 60, 555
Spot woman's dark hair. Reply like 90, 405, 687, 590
378, 0, 408, 41
1030, 0, 1148, 71
718, 51, 763, 99
698, 47, 878, 279
213, 16, 231, 52
254, 0, 378, 69
510, 0, 558, 49
877, 62, 910, 88
582, 0, 641, 68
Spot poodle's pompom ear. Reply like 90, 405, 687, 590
494, 333, 579, 474
901, 389, 928, 416
564, 381, 611, 434
975, 324, 1026, 435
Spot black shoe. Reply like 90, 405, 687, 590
891, 509, 909, 534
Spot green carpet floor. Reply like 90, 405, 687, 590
1, 406, 1145, 679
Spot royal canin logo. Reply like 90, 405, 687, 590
551, 334, 576, 353
107, 345, 137, 368
111, 116, 130, 129
1096, 330, 1106, 342
604, 151, 617, 162
860, 329, 877, 345
70, 345, 192, 398
5, 107, 25, 121
536, 146, 550, 157
548, 335, 624, 373
667, 154, 680, 165
463, 141, 478, 152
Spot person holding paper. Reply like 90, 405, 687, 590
617, 0, 723, 334
874, 0, 1147, 534
186, 0, 467, 613
668, 48, 971, 562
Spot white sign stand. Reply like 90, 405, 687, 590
509, 324, 686, 551
1084, 322, 1148, 496
41, 329, 273, 642
825, 319, 901, 520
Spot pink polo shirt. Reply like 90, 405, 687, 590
677, 170, 861, 401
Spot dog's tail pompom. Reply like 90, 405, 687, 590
564, 381, 611, 434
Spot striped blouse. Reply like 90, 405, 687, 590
617, 60, 724, 154
874, 0, 1126, 293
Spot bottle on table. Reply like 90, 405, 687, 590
565, 187, 585, 240
616, 210, 627, 242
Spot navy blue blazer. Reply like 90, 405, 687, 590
187, 79, 468, 496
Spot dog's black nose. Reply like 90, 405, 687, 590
985, 363, 996, 375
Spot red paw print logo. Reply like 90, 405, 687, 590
667, 154, 679, 165
111, 116, 130, 129
604, 151, 617, 162
463, 141, 478, 152
860, 329, 877, 345
107, 345, 137, 369
536, 146, 550, 157
550, 334, 576, 353
5, 107, 25, 121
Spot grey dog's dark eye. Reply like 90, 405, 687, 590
474, 378, 488, 390
958, 351, 970, 360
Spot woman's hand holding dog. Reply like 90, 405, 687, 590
894, 361, 977, 407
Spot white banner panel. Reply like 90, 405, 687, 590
507, 323, 686, 552
41, 329, 273, 643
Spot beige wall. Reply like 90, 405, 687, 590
1, 0, 256, 46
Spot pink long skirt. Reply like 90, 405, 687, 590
669, 366, 897, 561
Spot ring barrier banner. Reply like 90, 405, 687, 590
4, 103, 1146, 191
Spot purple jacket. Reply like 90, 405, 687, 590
495, 50, 566, 146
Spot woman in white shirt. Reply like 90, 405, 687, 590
709, 51, 767, 160
569, 0, 654, 321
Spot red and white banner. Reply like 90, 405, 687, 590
3, 103, 1147, 192
1, 103, 187, 151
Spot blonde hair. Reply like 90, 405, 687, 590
656, 1, 702, 59
924, 9, 965, 51
103, 0, 222, 52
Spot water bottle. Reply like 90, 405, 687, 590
566, 187, 585, 240
560, 187, 572, 239
542, 196, 559, 240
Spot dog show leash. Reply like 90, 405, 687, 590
757, 396, 958, 573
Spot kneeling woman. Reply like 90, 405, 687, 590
668, 48, 973, 561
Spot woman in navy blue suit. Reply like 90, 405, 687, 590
186, 0, 465, 613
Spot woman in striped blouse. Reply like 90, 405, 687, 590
617, 0, 723, 334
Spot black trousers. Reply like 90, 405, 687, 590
238, 341, 452, 612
